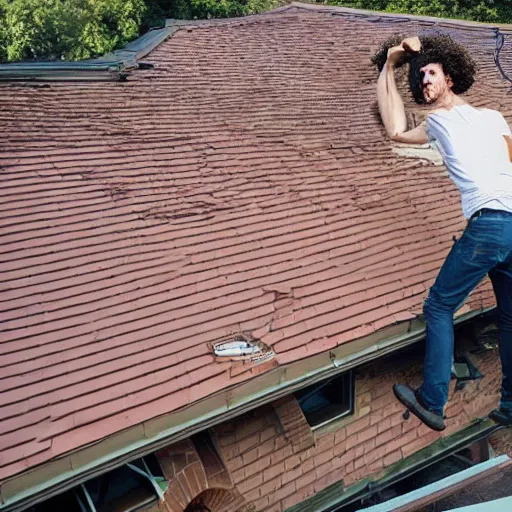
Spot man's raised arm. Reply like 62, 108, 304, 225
377, 37, 428, 144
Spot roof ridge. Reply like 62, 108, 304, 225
288, 1, 512, 32
2, 1, 512, 82
162, 1, 512, 36
163, 4, 297, 29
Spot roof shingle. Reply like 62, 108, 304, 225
0, 2, 506, 483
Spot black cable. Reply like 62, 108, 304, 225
494, 28, 512, 84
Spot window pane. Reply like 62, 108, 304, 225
27, 457, 163, 512
295, 371, 354, 427
85, 464, 156, 512
27, 491, 83, 512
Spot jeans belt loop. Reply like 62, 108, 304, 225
471, 209, 483, 221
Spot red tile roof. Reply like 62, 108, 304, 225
0, 2, 505, 483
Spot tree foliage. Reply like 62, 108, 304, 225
141, 0, 280, 30
330, 0, 512, 24
1, 0, 146, 62
1, 1, 512, 63
0, 0, 8, 63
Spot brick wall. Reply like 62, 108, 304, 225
272, 396, 315, 454
212, 345, 501, 512
149, 438, 252, 512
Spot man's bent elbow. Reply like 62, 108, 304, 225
390, 131, 409, 143
382, 125, 401, 141
391, 126, 429, 145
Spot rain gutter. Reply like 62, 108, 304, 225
450, 496, 512, 512
361, 453, 512, 512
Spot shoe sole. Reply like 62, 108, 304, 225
393, 384, 445, 432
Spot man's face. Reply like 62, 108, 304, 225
420, 63, 452, 104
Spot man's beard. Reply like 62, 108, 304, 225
423, 87, 437, 104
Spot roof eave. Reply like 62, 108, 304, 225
0, 306, 493, 512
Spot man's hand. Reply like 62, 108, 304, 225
386, 37, 421, 67
401, 36, 421, 54
387, 45, 405, 67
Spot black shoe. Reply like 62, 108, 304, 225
393, 383, 446, 432
489, 408, 512, 426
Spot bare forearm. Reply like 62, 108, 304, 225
377, 62, 407, 138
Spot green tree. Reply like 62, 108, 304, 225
2, 1, 512, 64
0, 0, 8, 62
0, 0, 282, 62
329, 0, 512, 23
494, 1, 512, 23
190, 0, 281, 18
2, 0, 146, 62
385, 0, 496, 22
81, 0, 146, 58
142, 0, 280, 26
6, 0, 90, 61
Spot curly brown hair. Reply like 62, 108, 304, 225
371, 34, 477, 104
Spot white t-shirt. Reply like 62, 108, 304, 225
426, 104, 512, 219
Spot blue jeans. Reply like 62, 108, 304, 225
420, 209, 512, 416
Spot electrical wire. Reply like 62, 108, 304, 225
494, 28, 512, 84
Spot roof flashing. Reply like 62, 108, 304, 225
0, 26, 172, 82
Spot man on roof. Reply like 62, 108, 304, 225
376, 34, 512, 431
